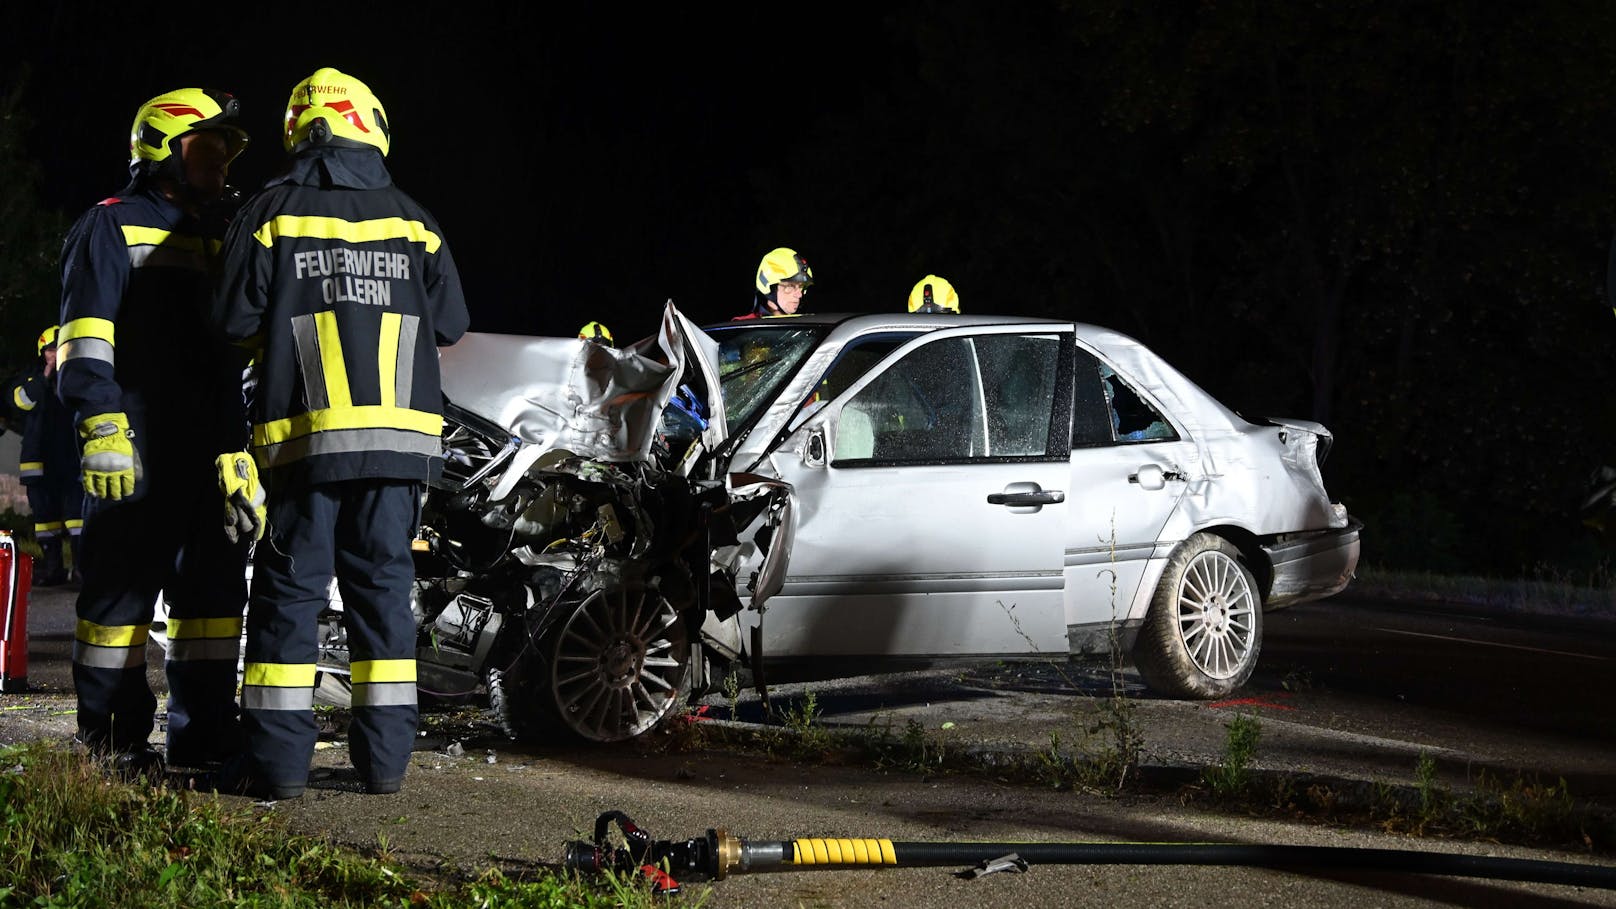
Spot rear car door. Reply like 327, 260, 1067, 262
1063, 343, 1198, 650
756, 324, 1074, 662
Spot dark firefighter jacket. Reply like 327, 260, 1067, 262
213, 146, 470, 485
16, 371, 79, 488
57, 186, 250, 495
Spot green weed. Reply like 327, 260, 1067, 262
773, 689, 835, 759
723, 669, 741, 719
0, 741, 692, 908
1202, 713, 1261, 798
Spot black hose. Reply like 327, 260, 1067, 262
877, 841, 1616, 889
566, 812, 1616, 890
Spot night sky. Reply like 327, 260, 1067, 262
12, 4, 898, 337
13, 3, 1616, 576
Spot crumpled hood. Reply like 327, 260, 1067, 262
438, 302, 723, 464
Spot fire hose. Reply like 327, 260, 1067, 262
563, 810, 1616, 895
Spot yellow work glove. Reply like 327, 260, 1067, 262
79, 412, 140, 500
216, 451, 267, 544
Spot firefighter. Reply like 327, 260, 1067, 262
578, 321, 613, 345
213, 68, 470, 799
907, 274, 961, 314
16, 325, 82, 586
735, 247, 813, 320
57, 88, 253, 777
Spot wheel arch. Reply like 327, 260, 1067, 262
1186, 523, 1272, 605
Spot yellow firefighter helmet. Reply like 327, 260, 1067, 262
285, 67, 391, 156
907, 275, 961, 314
578, 321, 614, 345
128, 88, 248, 179
755, 247, 814, 297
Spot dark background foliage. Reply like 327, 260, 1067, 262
5, 2, 1616, 577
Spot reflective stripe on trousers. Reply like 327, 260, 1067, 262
242, 478, 422, 792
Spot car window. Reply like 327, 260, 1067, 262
816, 333, 920, 400
837, 333, 1063, 465
1071, 346, 1114, 446
978, 335, 1061, 456
793, 332, 922, 424
1101, 364, 1177, 442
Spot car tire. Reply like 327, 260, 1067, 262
488, 579, 692, 744
1134, 532, 1262, 699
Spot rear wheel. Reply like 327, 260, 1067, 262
488, 580, 692, 744
1134, 533, 1262, 699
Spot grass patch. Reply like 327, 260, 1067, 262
1183, 749, 1614, 855
0, 741, 695, 908
1201, 713, 1261, 798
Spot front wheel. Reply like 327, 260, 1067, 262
1133, 533, 1262, 699
488, 580, 692, 744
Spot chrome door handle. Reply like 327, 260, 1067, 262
987, 490, 1066, 506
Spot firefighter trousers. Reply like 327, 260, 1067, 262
26, 480, 81, 583
241, 478, 421, 795
73, 468, 249, 759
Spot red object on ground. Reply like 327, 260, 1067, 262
0, 532, 33, 692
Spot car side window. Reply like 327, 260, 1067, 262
977, 335, 1060, 456
817, 334, 918, 401
1101, 364, 1177, 442
1071, 346, 1114, 446
836, 333, 1062, 465
797, 333, 920, 423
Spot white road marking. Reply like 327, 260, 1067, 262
1256, 715, 1465, 758
1373, 627, 1611, 661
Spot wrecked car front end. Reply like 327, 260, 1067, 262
353, 304, 789, 743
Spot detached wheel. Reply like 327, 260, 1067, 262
1134, 532, 1262, 699
489, 581, 692, 744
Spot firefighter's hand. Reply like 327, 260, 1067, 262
79, 412, 141, 500
216, 451, 266, 544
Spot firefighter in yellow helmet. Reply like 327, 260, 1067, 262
56, 88, 252, 778
907, 274, 961, 314
737, 247, 813, 319
578, 321, 614, 345
214, 67, 469, 800
14, 325, 81, 587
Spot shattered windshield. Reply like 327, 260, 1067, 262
708, 325, 826, 433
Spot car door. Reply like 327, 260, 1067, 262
755, 324, 1074, 662
1063, 343, 1198, 651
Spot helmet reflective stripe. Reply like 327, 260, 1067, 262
285, 68, 391, 156
907, 274, 961, 314
128, 88, 249, 174
755, 246, 814, 296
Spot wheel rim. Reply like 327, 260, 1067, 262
1173, 550, 1257, 680
549, 585, 689, 742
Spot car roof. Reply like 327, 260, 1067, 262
703, 310, 1254, 440
702, 311, 1073, 332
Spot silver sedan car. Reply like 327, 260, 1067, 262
156, 306, 1361, 747
704, 312, 1360, 699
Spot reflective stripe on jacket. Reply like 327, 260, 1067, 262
57, 187, 248, 469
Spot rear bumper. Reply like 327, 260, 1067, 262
1262, 518, 1362, 610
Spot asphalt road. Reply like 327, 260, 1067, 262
4, 585, 1615, 907
1261, 595, 1616, 744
